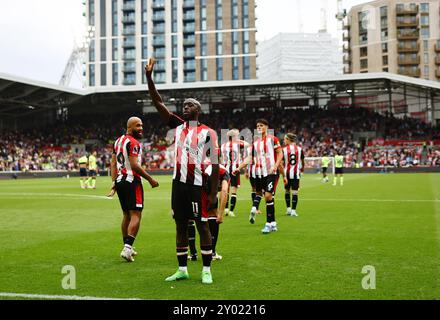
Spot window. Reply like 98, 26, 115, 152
142, 38, 148, 59
172, 35, 178, 58
89, 0, 95, 26
243, 56, 250, 79
232, 57, 239, 80
424, 40, 429, 51
100, 39, 106, 62
142, 0, 148, 34
424, 52, 429, 64
89, 40, 95, 62
358, 11, 368, 34
200, 59, 207, 81
172, 60, 178, 83
420, 15, 429, 26
89, 64, 95, 86
216, 58, 223, 81
360, 47, 368, 57
380, 6, 387, 17
382, 43, 388, 53
112, 0, 118, 36
424, 65, 429, 78
382, 55, 388, 65
383, 67, 388, 72
100, 64, 106, 86
420, 3, 429, 13
381, 29, 388, 41
360, 59, 368, 69
112, 39, 118, 61
421, 27, 429, 38
359, 34, 368, 45
100, 0, 106, 37
112, 63, 118, 85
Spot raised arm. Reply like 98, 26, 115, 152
144, 58, 172, 123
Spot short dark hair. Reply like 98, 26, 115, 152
256, 118, 269, 126
285, 133, 297, 142
183, 98, 202, 112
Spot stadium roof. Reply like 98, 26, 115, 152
1, 71, 440, 120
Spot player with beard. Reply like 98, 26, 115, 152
145, 58, 220, 284
108, 117, 159, 262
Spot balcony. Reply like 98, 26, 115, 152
183, 12, 195, 21
152, 0, 165, 9
152, 12, 165, 21
398, 68, 421, 77
183, 0, 195, 8
436, 69, 440, 78
153, 50, 166, 58
183, 49, 195, 58
122, 15, 135, 24
122, 2, 135, 11
155, 61, 166, 71
123, 64, 136, 72
343, 34, 350, 42
343, 22, 350, 30
122, 28, 135, 36
343, 55, 351, 64
396, 5, 418, 15
123, 79, 136, 85
183, 24, 195, 33
152, 25, 165, 33
123, 54, 136, 61
436, 57, 440, 65
398, 56, 420, 65
397, 30, 419, 40
435, 44, 440, 52
343, 66, 352, 74
122, 38, 136, 48
397, 43, 419, 53
183, 37, 195, 46
343, 44, 351, 53
184, 60, 196, 70
152, 37, 165, 46
396, 18, 419, 27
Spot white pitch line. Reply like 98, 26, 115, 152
0, 292, 141, 300
0, 192, 112, 200
141, 196, 440, 203
0, 193, 438, 203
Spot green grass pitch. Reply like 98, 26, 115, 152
0, 173, 439, 300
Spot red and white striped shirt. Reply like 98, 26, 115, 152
169, 114, 220, 186
283, 144, 304, 179
250, 135, 281, 178
113, 134, 142, 183
221, 141, 245, 173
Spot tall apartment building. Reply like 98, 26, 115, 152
257, 33, 342, 81
86, 0, 257, 86
342, 0, 440, 81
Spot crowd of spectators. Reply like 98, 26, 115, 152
1, 107, 439, 172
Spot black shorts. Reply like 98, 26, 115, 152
115, 179, 144, 212
172, 180, 208, 222
255, 175, 278, 194
335, 167, 344, 175
230, 173, 240, 188
79, 168, 87, 177
322, 167, 328, 174
249, 176, 256, 189
88, 170, 97, 177
285, 178, 300, 191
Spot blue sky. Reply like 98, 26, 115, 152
0, 0, 364, 88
